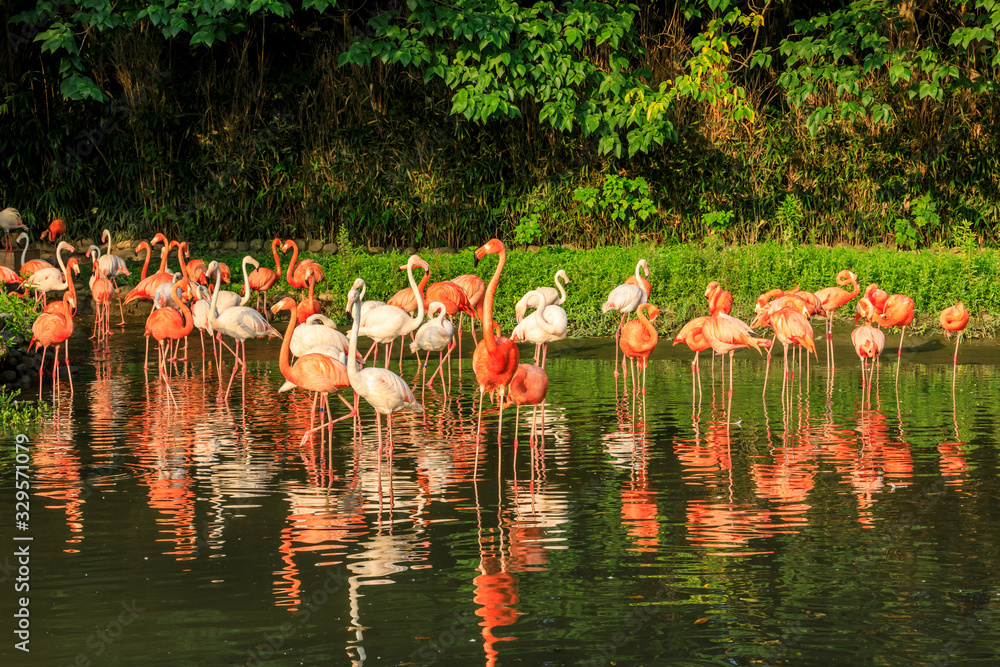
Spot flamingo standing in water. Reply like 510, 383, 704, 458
673, 315, 713, 401
701, 313, 770, 412
858, 293, 914, 385
207, 261, 281, 398
504, 364, 549, 448
940, 302, 970, 391
754, 303, 816, 398
358, 255, 428, 368
851, 305, 885, 402
602, 259, 649, 377
472, 238, 521, 461
272, 296, 356, 443
515, 269, 569, 321
815, 270, 859, 369
296, 269, 322, 324
345, 287, 422, 450
96, 230, 131, 325
510, 289, 567, 368
248, 238, 282, 318
89, 263, 113, 345
410, 302, 456, 391
29, 290, 76, 399
451, 273, 486, 347
290, 314, 353, 363
145, 279, 194, 386
619, 303, 659, 396
124, 242, 175, 306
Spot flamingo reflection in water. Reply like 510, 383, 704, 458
603, 402, 660, 553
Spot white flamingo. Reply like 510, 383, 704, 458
211, 255, 257, 312
601, 259, 649, 377
410, 302, 456, 390
0, 207, 27, 255
290, 314, 353, 360
346, 277, 386, 320
22, 241, 75, 308
95, 230, 131, 325
357, 255, 428, 368
346, 286, 422, 448
191, 283, 217, 363
207, 261, 280, 397
511, 289, 568, 368
515, 269, 569, 322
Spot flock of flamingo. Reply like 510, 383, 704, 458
0, 206, 974, 452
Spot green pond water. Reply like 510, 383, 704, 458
2, 327, 999, 666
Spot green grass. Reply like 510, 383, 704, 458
0, 387, 50, 429
137, 241, 998, 338
0, 292, 39, 341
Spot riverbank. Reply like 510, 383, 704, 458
13, 240, 995, 338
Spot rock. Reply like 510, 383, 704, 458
249, 239, 263, 251
237, 241, 250, 252
1, 370, 15, 383
222, 240, 238, 251
368, 246, 385, 254
561, 243, 577, 249
117, 240, 133, 250
307, 239, 323, 253
527, 245, 540, 252
80, 238, 94, 249
0, 339, 7, 363
15, 363, 26, 374
112, 248, 135, 261
40, 252, 54, 260
435, 246, 456, 255
321, 243, 338, 255
209, 241, 221, 250
404, 247, 417, 256
294, 238, 307, 251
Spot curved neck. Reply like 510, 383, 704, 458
407, 261, 425, 326
103, 230, 112, 256
56, 243, 69, 274
346, 295, 362, 384
271, 239, 282, 277
19, 236, 28, 267
64, 262, 76, 307
634, 261, 648, 301
482, 248, 507, 349
278, 303, 298, 380
554, 272, 567, 305
158, 246, 170, 274
638, 305, 655, 337
417, 268, 430, 296
139, 244, 151, 281
208, 269, 222, 326
171, 282, 194, 336
306, 275, 316, 301
847, 278, 860, 300
176, 243, 190, 280
285, 242, 300, 285
241, 258, 253, 305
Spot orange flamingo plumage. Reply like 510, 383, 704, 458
851, 311, 885, 400
814, 270, 859, 338
40, 218, 66, 243
29, 290, 76, 399
940, 302, 970, 390
673, 315, 713, 401
282, 239, 325, 289
472, 238, 521, 459
272, 296, 356, 443
619, 303, 659, 396
705, 281, 732, 316
451, 273, 487, 345
248, 238, 282, 317
145, 278, 194, 381
503, 363, 549, 447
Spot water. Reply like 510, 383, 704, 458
3, 327, 1000, 666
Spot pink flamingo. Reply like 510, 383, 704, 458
29, 290, 76, 399
247, 238, 282, 318
673, 315, 713, 401
514, 270, 569, 322
145, 279, 194, 386
601, 259, 649, 377
504, 364, 549, 448
282, 239, 325, 288
272, 296, 356, 443
0, 207, 27, 257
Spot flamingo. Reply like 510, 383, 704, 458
387, 261, 430, 313
859, 283, 889, 318
358, 255, 428, 368
123, 243, 176, 307
345, 287, 423, 449
40, 218, 66, 243
601, 259, 649, 377
756, 304, 816, 398
624, 260, 651, 296
705, 281, 733, 316
472, 238, 521, 458
282, 239, 325, 288
814, 270, 860, 338
290, 314, 354, 362
346, 278, 386, 321
503, 364, 549, 447
145, 279, 194, 385
515, 269, 570, 322
451, 273, 486, 348
410, 302, 456, 390
133, 241, 153, 281
207, 261, 281, 398
858, 293, 914, 384
16, 233, 53, 277
96, 230, 131, 325
211, 255, 257, 313
701, 312, 770, 407
21, 241, 75, 308
673, 315, 713, 401
89, 264, 113, 344
510, 289, 567, 368
0, 207, 27, 256
248, 238, 282, 317
272, 296, 356, 443
191, 284, 217, 364
0, 263, 23, 286
296, 269, 322, 324
851, 318, 885, 400
619, 303, 659, 396
29, 290, 76, 399
940, 302, 970, 391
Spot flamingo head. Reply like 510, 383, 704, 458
219, 262, 232, 283
704, 281, 720, 298
642, 303, 660, 321
271, 238, 282, 251
428, 301, 447, 318
135, 240, 151, 254
205, 260, 220, 279
102, 229, 111, 244
16, 232, 28, 246
280, 239, 297, 253
150, 233, 168, 247
473, 238, 505, 266
346, 288, 362, 313
66, 258, 80, 276
856, 296, 875, 324
638, 258, 649, 277
556, 269, 570, 284
271, 296, 298, 316
47, 219, 66, 239
87, 245, 101, 264
179, 241, 190, 258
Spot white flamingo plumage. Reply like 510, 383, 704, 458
511, 289, 568, 368
346, 277, 386, 320
601, 259, 649, 376
357, 255, 428, 368
95, 230, 131, 325
410, 302, 456, 390
22, 241, 75, 308
290, 314, 354, 361
211, 255, 257, 312
515, 269, 569, 322
0, 207, 27, 255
